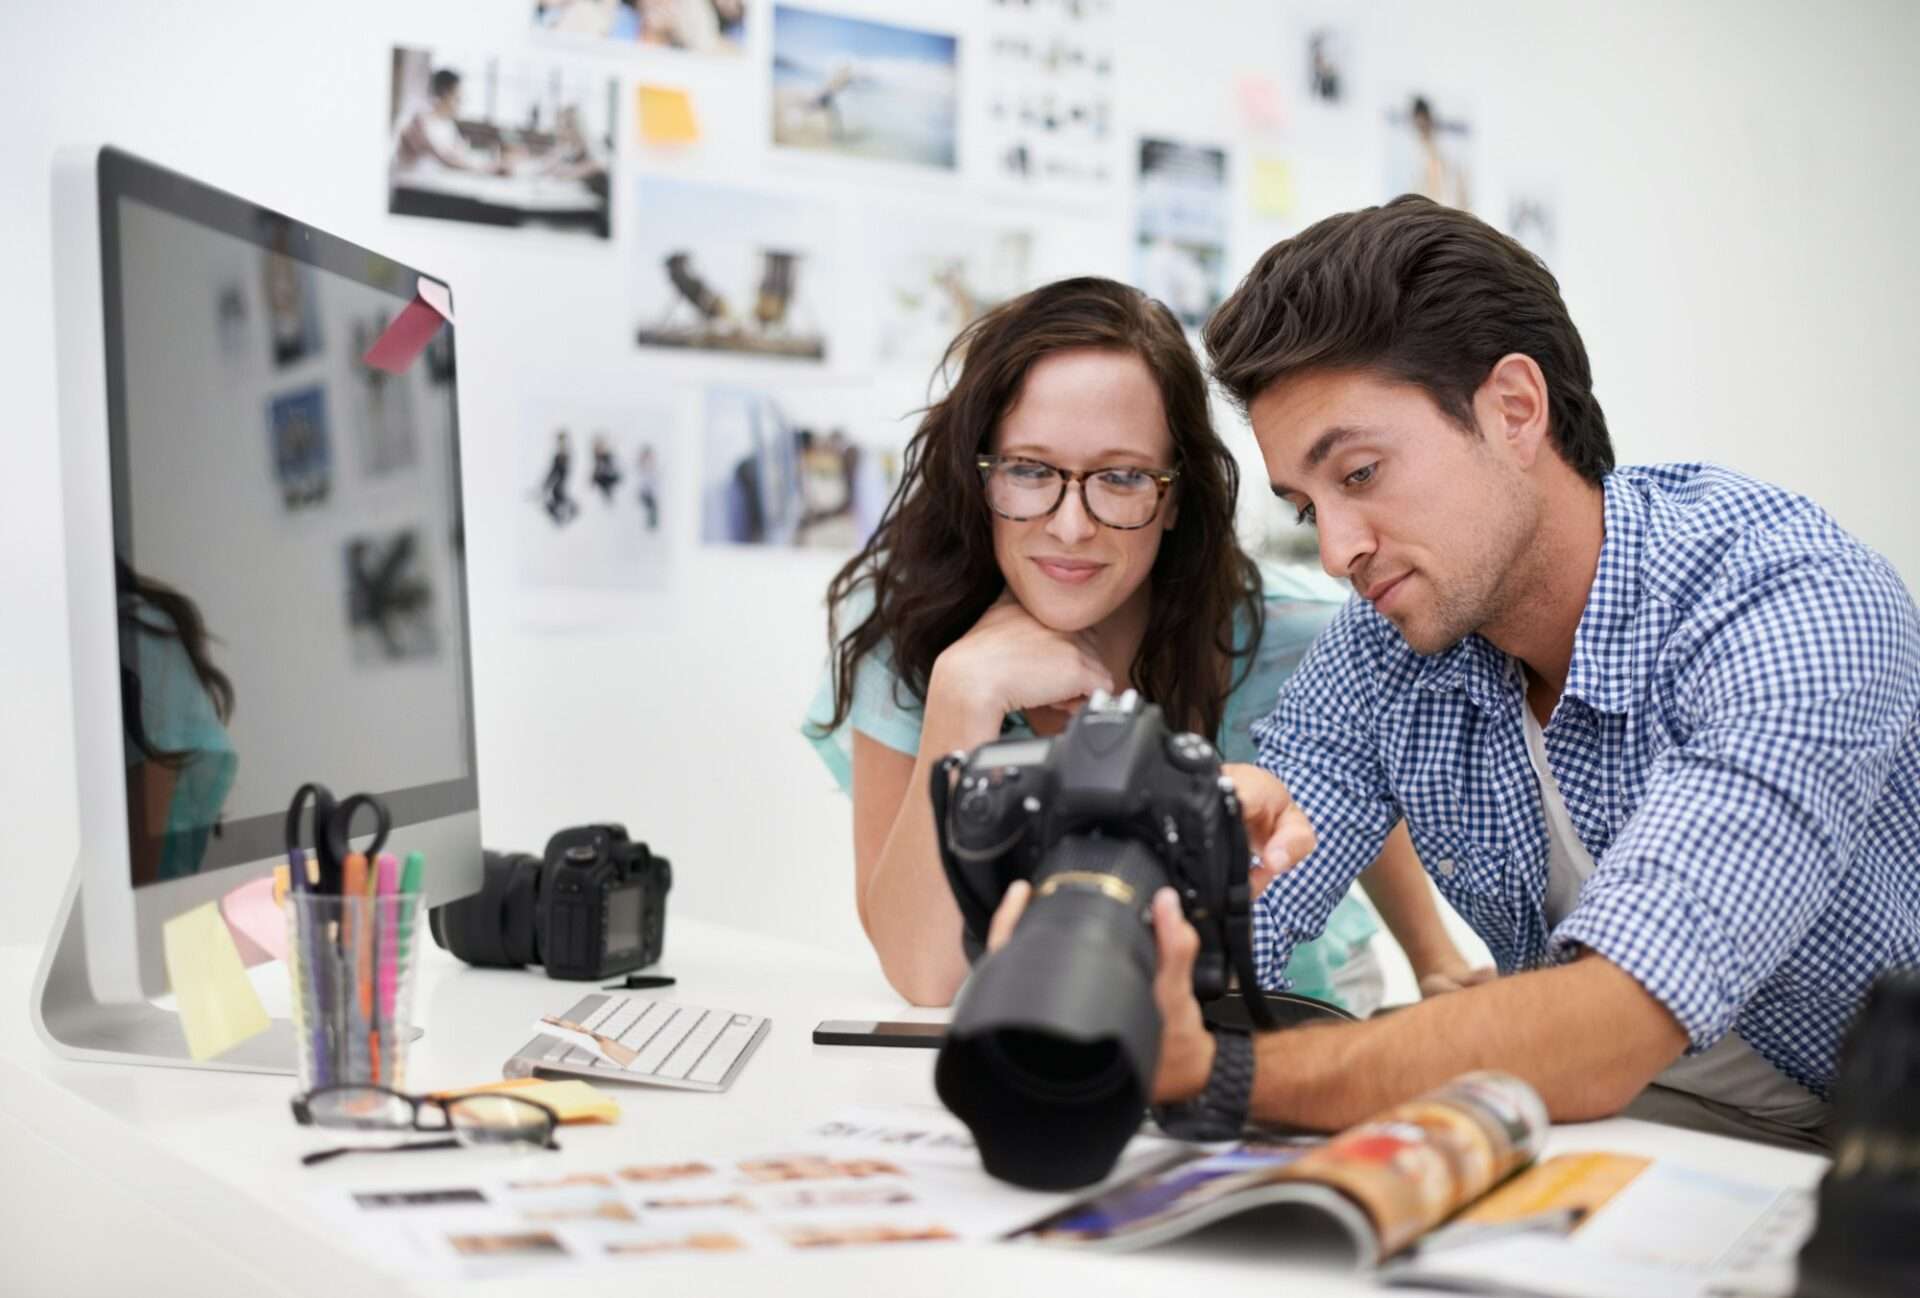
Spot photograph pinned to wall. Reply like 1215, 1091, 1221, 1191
872, 213, 1034, 370
1505, 187, 1559, 266
631, 178, 835, 361
344, 526, 441, 663
1307, 28, 1347, 104
1385, 91, 1474, 211
260, 221, 322, 369
700, 386, 904, 552
771, 5, 958, 170
387, 46, 615, 239
518, 404, 674, 592
267, 386, 331, 510
982, 0, 1117, 196
532, 0, 745, 55
1135, 137, 1230, 330
348, 312, 420, 479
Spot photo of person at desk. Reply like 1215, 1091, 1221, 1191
983, 196, 1918, 1156
805, 276, 1485, 1015
119, 558, 237, 884
387, 54, 612, 239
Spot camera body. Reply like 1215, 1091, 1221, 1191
930, 691, 1276, 1191
935, 692, 1258, 1004
428, 823, 671, 981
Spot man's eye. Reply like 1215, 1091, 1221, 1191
1294, 502, 1317, 526
1344, 463, 1377, 489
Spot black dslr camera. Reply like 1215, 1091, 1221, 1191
428, 824, 671, 981
930, 690, 1278, 1190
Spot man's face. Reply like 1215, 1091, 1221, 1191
1250, 368, 1537, 655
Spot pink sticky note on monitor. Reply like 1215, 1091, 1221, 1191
362, 276, 453, 374
219, 874, 287, 966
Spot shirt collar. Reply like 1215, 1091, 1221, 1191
1561, 473, 1645, 715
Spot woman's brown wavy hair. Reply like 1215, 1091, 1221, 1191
817, 276, 1262, 741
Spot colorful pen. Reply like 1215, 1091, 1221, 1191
373, 853, 398, 1084
343, 852, 370, 1082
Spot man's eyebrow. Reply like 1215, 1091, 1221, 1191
1269, 425, 1375, 497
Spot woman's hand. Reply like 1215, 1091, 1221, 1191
932, 594, 1116, 723
1219, 763, 1316, 895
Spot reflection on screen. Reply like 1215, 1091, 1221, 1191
115, 197, 469, 884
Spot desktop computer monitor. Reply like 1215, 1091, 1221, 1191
41, 146, 483, 1064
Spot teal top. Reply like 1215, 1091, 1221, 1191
124, 612, 238, 880
803, 562, 1380, 1009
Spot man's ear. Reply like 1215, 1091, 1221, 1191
1476, 353, 1551, 469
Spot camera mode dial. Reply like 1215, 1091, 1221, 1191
1165, 731, 1217, 773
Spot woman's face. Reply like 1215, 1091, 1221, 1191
989, 348, 1178, 634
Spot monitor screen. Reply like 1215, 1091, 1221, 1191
102, 154, 476, 887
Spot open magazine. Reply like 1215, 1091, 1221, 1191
1017, 1070, 1547, 1266
1016, 1070, 1814, 1297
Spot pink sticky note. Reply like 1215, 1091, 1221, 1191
362, 276, 452, 374
219, 875, 287, 966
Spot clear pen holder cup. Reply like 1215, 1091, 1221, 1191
284, 891, 425, 1094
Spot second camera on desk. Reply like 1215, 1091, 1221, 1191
428, 824, 671, 980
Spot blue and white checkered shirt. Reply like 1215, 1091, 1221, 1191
1250, 463, 1920, 1098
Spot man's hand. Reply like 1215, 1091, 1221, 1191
983, 881, 1218, 1105
1220, 763, 1316, 895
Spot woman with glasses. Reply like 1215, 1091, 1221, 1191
805, 277, 1483, 1010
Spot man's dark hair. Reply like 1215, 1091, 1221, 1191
430, 69, 461, 100
1203, 195, 1613, 484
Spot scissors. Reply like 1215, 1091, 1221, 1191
284, 783, 391, 895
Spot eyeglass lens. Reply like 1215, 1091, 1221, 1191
985, 460, 1162, 528
303, 1087, 553, 1147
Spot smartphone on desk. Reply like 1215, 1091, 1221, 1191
812, 1020, 947, 1049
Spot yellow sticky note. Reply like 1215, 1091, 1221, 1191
434, 1078, 621, 1125
637, 85, 699, 146
1251, 156, 1296, 219
162, 902, 271, 1060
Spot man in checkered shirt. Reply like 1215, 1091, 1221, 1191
1125, 196, 1916, 1152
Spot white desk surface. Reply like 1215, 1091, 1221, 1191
0, 917, 1830, 1297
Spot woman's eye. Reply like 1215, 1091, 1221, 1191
1344, 463, 1377, 489
1096, 469, 1151, 491
1006, 462, 1055, 483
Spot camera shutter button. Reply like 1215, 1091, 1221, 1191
1165, 732, 1217, 773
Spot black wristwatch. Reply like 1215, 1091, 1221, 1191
1150, 1028, 1254, 1141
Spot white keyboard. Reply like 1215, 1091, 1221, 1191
506, 992, 770, 1093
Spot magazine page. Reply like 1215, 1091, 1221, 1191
1383, 1152, 1817, 1298
1015, 1070, 1549, 1265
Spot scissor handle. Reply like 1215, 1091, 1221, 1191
326, 793, 392, 871
285, 782, 339, 891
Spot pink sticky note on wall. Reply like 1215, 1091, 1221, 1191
362, 276, 454, 374
220, 874, 287, 965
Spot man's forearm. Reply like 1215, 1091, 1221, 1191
1246, 953, 1689, 1130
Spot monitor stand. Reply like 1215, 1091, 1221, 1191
31, 866, 296, 1074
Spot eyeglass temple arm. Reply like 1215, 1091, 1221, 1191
301, 1137, 460, 1167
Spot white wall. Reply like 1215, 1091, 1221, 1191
3, 1, 1916, 988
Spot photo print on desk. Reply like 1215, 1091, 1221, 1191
631, 178, 835, 361
771, 5, 958, 170
267, 386, 332, 510
699, 386, 902, 552
517, 403, 674, 592
872, 212, 1034, 371
1135, 137, 1230, 330
343, 526, 441, 663
531, 0, 745, 55
388, 46, 615, 239
982, 0, 1117, 196
1385, 89, 1475, 212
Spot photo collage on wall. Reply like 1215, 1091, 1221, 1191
370, 7, 1562, 594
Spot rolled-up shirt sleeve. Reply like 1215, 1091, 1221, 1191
1249, 599, 1400, 989
1553, 550, 1920, 1050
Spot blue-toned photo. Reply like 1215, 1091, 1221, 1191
267, 385, 332, 511
771, 5, 958, 170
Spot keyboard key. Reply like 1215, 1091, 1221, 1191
628, 1007, 694, 1073
658, 1010, 729, 1081
688, 1018, 763, 1086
